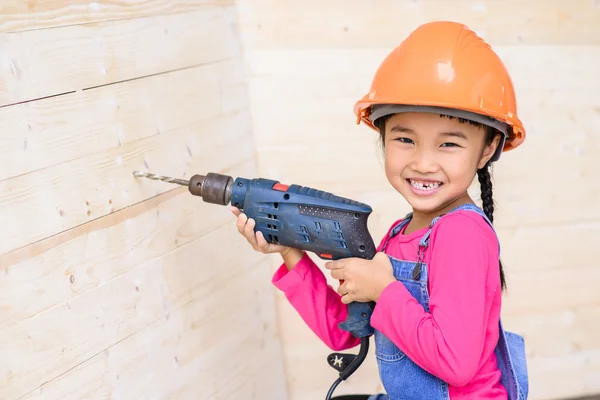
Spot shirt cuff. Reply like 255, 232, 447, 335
271, 251, 315, 292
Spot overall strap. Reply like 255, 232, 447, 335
380, 214, 412, 253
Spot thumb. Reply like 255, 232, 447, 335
373, 252, 392, 267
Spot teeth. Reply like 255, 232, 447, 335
410, 179, 440, 191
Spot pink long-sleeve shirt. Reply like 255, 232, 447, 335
272, 210, 508, 399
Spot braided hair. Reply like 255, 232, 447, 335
375, 114, 507, 291
476, 148, 506, 290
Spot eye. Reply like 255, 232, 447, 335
394, 137, 413, 144
441, 142, 461, 148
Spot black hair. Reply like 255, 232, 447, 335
374, 113, 507, 291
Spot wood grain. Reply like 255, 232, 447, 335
1, 3, 286, 400
1, 221, 284, 399
237, 0, 600, 48
509, 305, 600, 359
0, 58, 245, 182
18, 292, 286, 400
501, 264, 600, 316
527, 349, 600, 400
496, 222, 600, 271
0, 156, 251, 330
0, 7, 241, 106
0, 0, 234, 33
0, 109, 253, 256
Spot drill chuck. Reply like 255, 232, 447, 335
189, 172, 234, 205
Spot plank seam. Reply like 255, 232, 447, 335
0, 90, 76, 110
0, 56, 240, 110
81, 56, 238, 92
0, 187, 180, 262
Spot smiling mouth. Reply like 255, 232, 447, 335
407, 179, 442, 191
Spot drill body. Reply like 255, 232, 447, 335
133, 170, 379, 395
230, 176, 377, 338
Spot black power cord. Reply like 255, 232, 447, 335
325, 378, 343, 400
325, 336, 370, 400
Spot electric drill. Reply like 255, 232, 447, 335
133, 170, 378, 398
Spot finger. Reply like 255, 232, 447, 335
329, 268, 344, 280
243, 218, 259, 247
236, 212, 248, 233
324, 260, 345, 269
230, 206, 242, 217
340, 293, 353, 304
259, 231, 290, 254
337, 282, 348, 296
255, 230, 271, 252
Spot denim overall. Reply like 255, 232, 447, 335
366, 203, 528, 400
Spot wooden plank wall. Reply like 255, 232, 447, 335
236, 1, 600, 399
0, 1, 287, 399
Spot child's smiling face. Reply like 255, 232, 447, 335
381, 112, 501, 217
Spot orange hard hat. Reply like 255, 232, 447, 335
354, 21, 525, 162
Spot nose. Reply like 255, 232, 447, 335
409, 147, 439, 174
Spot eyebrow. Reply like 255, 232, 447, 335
389, 125, 467, 140
441, 131, 468, 140
389, 125, 415, 134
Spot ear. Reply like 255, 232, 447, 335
477, 133, 501, 169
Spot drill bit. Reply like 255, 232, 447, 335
132, 171, 190, 186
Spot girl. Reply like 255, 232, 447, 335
232, 21, 529, 400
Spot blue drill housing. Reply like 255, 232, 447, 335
230, 177, 377, 338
